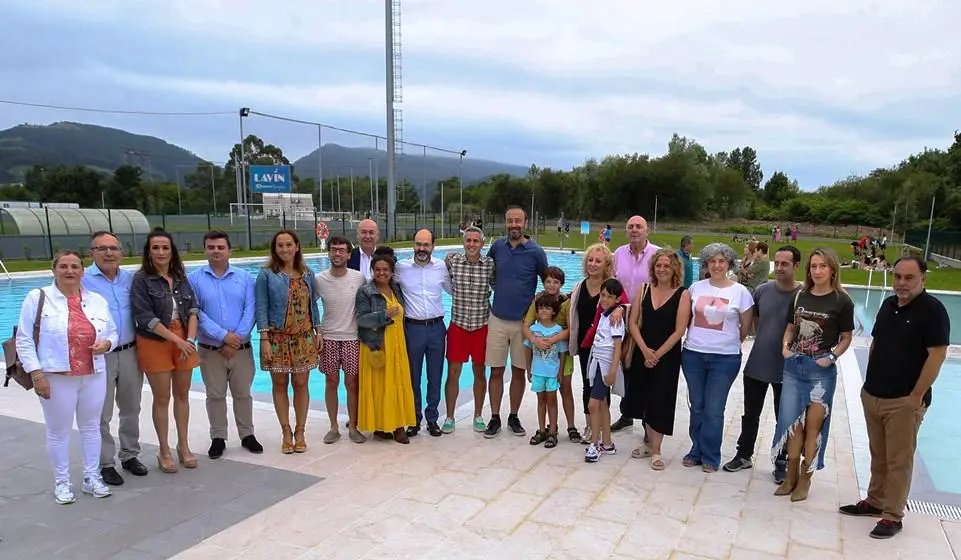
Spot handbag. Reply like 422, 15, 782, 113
3, 288, 46, 390
622, 283, 649, 369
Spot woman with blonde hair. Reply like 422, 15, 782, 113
774, 247, 853, 501
567, 243, 627, 442
18, 251, 118, 503
623, 247, 691, 470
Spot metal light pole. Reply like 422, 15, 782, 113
458, 150, 466, 224
653, 195, 659, 233
239, 108, 252, 249
924, 195, 936, 261
368, 158, 375, 215
385, 0, 397, 241
208, 164, 217, 215
440, 182, 444, 238
374, 138, 380, 217
317, 125, 324, 219
349, 168, 355, 217
421, 145, 427, 224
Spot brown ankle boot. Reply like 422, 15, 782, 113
775, 456, 800, 496
791, 460, 813, 502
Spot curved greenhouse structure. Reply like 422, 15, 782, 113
0, 208, 150, 236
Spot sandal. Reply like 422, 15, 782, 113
293, 426, 307, 453
682, 455, 702, 468
567, 427, 582, 443
281, 425, 295, 454
631, 445, 653, 459
650, 454, 665, 471
545, 431, 558, 449
529, 429, 548, 446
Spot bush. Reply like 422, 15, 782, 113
721, 225, 772, 236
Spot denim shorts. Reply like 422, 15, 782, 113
772, 353, 837, 471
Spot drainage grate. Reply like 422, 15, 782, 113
907, 500, 961, 521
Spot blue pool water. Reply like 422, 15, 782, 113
0, 248, 588, 404
846, 285, 961, 344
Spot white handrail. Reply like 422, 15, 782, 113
0, 259, 10, 280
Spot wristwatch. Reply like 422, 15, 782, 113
828, 352, 838, 362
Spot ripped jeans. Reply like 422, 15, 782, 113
772, 353, 837, 472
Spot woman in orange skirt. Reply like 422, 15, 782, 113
255, 230, 323, 454
131, 229, 200, 474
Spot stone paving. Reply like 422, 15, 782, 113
0, 344, 959, 559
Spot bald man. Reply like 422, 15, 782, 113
395, 229, 451, 437
611, 215, 660, 432
348, 219, 380, 281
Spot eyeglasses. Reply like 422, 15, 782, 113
92, 246, 122, 253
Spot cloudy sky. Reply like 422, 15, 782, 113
3, 0, 960, 189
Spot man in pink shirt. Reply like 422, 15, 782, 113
611, 215, 659, 432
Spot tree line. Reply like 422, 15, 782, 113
1, 131, 960, 234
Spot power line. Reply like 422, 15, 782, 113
249, 109, 464, 156
0, 99, 233, 116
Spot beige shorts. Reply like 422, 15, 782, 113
485, 314, 527, 369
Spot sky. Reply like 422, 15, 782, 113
3, 0, 961, 190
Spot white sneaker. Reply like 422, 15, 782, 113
54, 481, 76, 505
82, 476, 113, 498
584, 443, 600, 463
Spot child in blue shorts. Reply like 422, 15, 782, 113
525, 293, 568, 448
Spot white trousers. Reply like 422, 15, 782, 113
38, 371, 107, 484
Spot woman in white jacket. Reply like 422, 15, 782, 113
17, 250, 119, 504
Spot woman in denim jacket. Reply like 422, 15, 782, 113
355, 247, 416, 444
255, 230, 322, 454
131, 229, 200, 473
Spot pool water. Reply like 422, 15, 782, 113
916, 360, 961, 495
846, 285, 961, 344
0, 248, 587, 405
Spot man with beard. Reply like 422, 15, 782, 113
443, 226, 496, 433
395, 229, 451, 437
189, 231, 263, 459
84, 231, 148, 485
723, 245, 801, 482
484, 206, 548, 438
315, 235, 368, 444
610, 215, 660, 432
348, 219, 380, 281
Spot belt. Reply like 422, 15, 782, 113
198, 342, 253, 351
404, 316, 445, 326
111, 341, 136, 353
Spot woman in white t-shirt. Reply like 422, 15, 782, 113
681, 243, 754, 473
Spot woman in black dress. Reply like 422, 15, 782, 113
624, 248, 691, 470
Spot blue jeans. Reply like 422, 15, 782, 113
405, 320, 447, 425
681, 349, 742, 469
773, 353, 837, 471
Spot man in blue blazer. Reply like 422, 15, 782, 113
347, 219, 380, 281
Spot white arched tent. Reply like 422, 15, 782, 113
0, 208, 150, 236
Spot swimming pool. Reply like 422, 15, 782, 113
846, 285, 961, 344
0, 248, 588, 405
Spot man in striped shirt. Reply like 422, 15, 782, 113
444, 226, 496, 433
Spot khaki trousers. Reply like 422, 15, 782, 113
199, 347, 256, 440
861, 389, 926, 522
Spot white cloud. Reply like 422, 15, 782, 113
13, 0, 961, 184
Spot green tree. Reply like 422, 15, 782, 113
762, 171, 799, 207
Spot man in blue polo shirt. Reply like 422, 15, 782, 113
483, 205, 548, 438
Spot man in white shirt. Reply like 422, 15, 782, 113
395, 229, 451, 437
348, 219, 380, 281
315, 235, 368, 444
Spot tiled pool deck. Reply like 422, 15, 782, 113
2, 338, 960, 559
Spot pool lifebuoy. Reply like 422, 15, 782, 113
316, 222, 329, 240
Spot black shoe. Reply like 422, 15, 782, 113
121, 458, 148, 476
773, 460, 787, 485
870, 519, 903, 539
100, 467, 124, 486
241, 435, 264, 454
484, 415, 502, 439
840, 500, 883, 517
208, 438, 226, 459
373, 431, 394, 440
610, 416, 634, 432
427, 421, 442, 437
406, 425, 421, 437
507, 414, 526, 437
722, 456, 753, 473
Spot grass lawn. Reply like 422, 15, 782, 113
532, 230, 961, 291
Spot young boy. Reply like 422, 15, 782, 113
524, 293, 567, 448
522, 266, 579, 442
584, 278, 626, 463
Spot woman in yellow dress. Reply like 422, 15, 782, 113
355, 246, 416, 443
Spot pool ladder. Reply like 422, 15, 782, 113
863, 268, 891, 317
